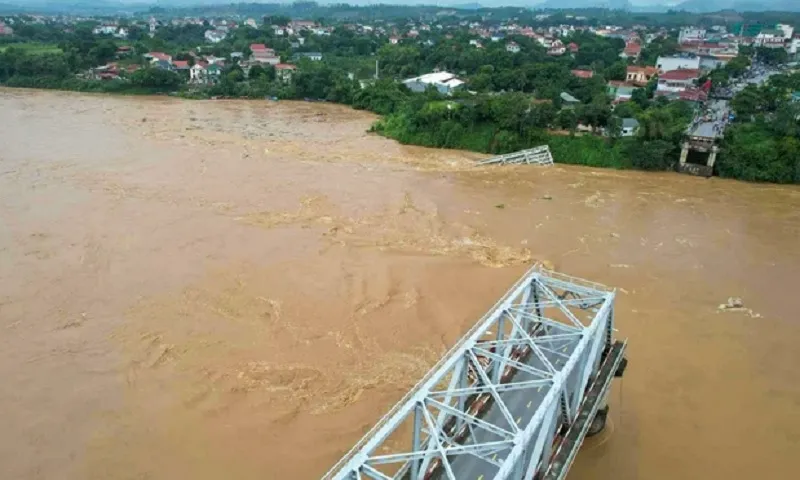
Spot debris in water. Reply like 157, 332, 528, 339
722, 297, 744, 309
717, 297, 762, 318
541, 194, 553, 200
495, 203, 505, 209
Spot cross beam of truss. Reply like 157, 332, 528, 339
322, 264, 620, 480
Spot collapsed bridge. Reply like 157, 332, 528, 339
322, 264, 628, 480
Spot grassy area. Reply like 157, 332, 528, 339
0, 43, 62, 55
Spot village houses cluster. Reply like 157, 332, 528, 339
80, 17, 329, 84
3, 11, 798, 98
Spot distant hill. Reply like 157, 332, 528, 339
540, 0, 632, 9
675, 0, 800, 12
449, 3, 483, 9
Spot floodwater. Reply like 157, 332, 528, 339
1, 89, 799, 480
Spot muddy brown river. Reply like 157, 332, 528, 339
1, 89, 799, 480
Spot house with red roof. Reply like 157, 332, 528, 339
678, 88, 708, 104
144, 52, 172, 63
250, 43, 280, 65
571, 69, 594, 79
568, 42, 579, 53
172, 60, 190, 73
625, 66, 658, 86
275, 63, 297, 82
620, 41, 641, 60
656, 69, 700, 97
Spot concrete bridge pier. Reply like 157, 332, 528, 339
678, 142, 717, 178
707, 146, 719, 169
679, 142, 689, 166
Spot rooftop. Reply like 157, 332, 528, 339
622, 118, 640, 129
659, 69, 700, 81
627, 66, 658, 75
571, 69, 594, 79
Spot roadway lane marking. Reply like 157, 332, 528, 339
537, 386, 543, 392
477, 475, 484, 480
516, 416, 522, 425
527, 400, 532, 409
492, 454, 497, 461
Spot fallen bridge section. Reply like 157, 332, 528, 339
322, 264, 627, 480
476, 146, 554, 166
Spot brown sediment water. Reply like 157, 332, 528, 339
1, 88, 799, 480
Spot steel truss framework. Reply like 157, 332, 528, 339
322, 264, 622, 480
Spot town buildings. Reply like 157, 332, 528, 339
402, 72, 464, 95
656, 56, 701, 74
250, 43, 280, 65
656, 69, 701, 97
626, 66, 658, 86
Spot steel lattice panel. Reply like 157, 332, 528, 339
322, 265, 619, 480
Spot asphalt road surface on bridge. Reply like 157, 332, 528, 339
442, 344, 577, 480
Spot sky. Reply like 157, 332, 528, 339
6, 0, 751, 9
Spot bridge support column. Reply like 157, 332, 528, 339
679, 143, 689, 165
707, 146, 718, 168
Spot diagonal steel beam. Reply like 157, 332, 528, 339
429, 378, 550, 397
504, 312, 558, 374
533, 278, 586, 328
507, 308, 583, 333
366, 440, 514, 465
419, 403, 456, 480
425, 397, 516, 439
467, 350, 519, 434
473, 346, 554, 379
361, 465, 392, 480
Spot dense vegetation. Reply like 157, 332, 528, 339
1, 7, 799, 183
720, 72, 800, 183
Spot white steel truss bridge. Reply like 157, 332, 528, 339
321, 264, 627, 480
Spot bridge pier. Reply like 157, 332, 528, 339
679, 142, 689, 166
678, 139, 716, 178
707, 146, 718, 169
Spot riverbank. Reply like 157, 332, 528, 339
2, 79, 798, 186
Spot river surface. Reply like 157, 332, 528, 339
1, 89, 799, 480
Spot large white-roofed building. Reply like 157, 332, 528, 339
402, 71, 465, 95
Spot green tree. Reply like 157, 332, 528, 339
725, 55, 750, 78
604, 61, 627, 81
731, 85, 761, 119
625, 139, 675, 170
755, 47, 788, 66
129, 67, 182, 90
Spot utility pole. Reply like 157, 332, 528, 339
374, 59, 379, 80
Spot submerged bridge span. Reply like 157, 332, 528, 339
322, 265, 628, 480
